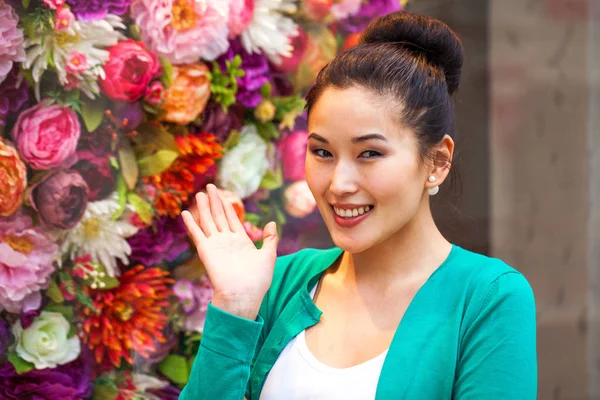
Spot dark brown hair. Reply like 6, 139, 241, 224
305, 11, 464, 159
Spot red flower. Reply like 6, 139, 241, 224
79, 265, 174, 368
100, 40, 160, 102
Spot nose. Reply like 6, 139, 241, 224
329, 160, 359, 197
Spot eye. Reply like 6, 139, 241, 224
360, 150, 383, 159
312, 148, 332, 158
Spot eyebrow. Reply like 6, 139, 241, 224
308, 133, 388, 144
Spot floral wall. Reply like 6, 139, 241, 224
0, 0, 406, 398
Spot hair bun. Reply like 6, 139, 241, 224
359, 11, 464, 94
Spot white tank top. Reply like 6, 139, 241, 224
259, 282, 388, 399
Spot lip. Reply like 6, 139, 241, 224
331, 205, 374, 228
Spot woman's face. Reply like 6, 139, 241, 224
305, 86, 434, 253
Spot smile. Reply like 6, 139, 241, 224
331, 205, 374, 228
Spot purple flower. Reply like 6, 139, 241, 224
65, 0, 132, 21
0, 66, 29, 126
111, 100, 145, 130
0, 320, 10, 359
128, 216, 190, 266
174, 276, 213, 333
148, 384, 181, 400
218, 39, 270, 108
29, 170, 89, 229
0, 355, 92, 400
199, 102, 244, 143
72, 150, 117, 201
338, 0, 403, 33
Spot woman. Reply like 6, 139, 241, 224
179, 11, 537, 400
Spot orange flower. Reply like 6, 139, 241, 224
79, 265, 174, 368
162, 63, 211, 125
0, 139, 27, 217
144, 133, 222, 218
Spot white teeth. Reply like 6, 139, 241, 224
333, 206, 373, 218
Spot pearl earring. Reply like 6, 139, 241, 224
427, 175, 439, 196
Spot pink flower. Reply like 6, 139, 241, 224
131, 0, 230, 64
331, 0, 362, 19
143, 80, 164, 106
174, 276, 213, 333
42, 0, 65, 9
283, 180, 317, 218
11, 102, 80, 170
0, 139, 27, 217
0, 211, 59, 313
243, 221, 263, 242
272, 28, 308, 73
0, 2, 25, 85
228, 0, 254, 38
278, 130, 308, 181
302, 0, 332, 21
100, 40, 160, 102
65, 51, 87, 73
54, 7, 74, 32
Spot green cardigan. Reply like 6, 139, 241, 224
179, 244, 537, 399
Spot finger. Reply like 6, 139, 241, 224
206, 184, 229, 232
261, 221, 279, 253
189, 196, 202, 227
181, 210, 206, 245
220, 192, 244, 232
196, 192, 218, 236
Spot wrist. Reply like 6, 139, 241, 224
211, 293, 262, 321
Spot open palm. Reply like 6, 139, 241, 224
181, 184, 279, 319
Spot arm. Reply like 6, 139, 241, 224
453, 272, 537, 399
179, 303, 263, 400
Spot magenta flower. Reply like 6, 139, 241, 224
72, 149, 117, 201
0, 1, 25, 85
127, 216, 190, 267
66, 0, 132, 21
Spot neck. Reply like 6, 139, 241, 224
336, 199, 452, 290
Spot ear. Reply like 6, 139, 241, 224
425, 134, 454, 190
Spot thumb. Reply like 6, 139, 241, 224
261, 221, 279, 253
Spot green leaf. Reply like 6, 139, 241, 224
259, 167, 282, 190
222, 129, 240, 152
46, 279, 64, 303
131, 123, 179, 158
45, 303, 74, 322
109, 156, 119, 170
80, 96, 106, 132
256, 122, 279, 141
127, 192, 154, 224
244, 212, 261, 226
83, 263, 119, 290
22, 0, 31, 9
128, 24, 142, 41
158, 354, 190, 385
118, 141, 139, 190
260, 82, 272, 99
112, 174, 127, 221
138, 149, 179, 177
7, 353, 35, 374
159, 56, 173, 87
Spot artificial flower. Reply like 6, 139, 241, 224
0, 138, 27, 217
24, 14, 124, 98
338, 0, 402, 33
29, 170, 89, 229
0, 66, 29, 126
54, 7, 75, 32
42, 0, 65, 9
241, 0, 299, 64
0, 1, 25, 85
228, 0, 255, 38
331, 0, 362, 19
0, 211, 58, 314
11, 102, 80, 170
12, 311, 81, 369
131, 0, 230, 64
144, 80, 164, 106
283, 180, 317, 218
145, 133, 222, 218
173, 275, 213, 333
217, 124, 269, 199
60, 193, 139, 277
66, 0, 133, 21
199, 102, 244, 142
254, 99, 276, 122
100, 40, 160, 102
271, 27, 308, 73
72, 149, 117, 201
278, 130, 308, 181
79, 265, 173, 367
302, 0, 332, 21
162, 63, 211, 124
243, 221, 263, 242
127, 216, 190, 267
0, 354, 93, 399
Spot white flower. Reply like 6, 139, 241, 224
60, 193, 139, 277
12, 311, 80, 370
24, 14, 124, 99
218, 124, 269, 199
283, 180, 317, 218
240, 0, 298, 64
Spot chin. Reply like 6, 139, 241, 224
329, 230, 378, 254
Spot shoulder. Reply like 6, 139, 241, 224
448, 245, 535, 318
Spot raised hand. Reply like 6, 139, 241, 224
181, 184, 279, 320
